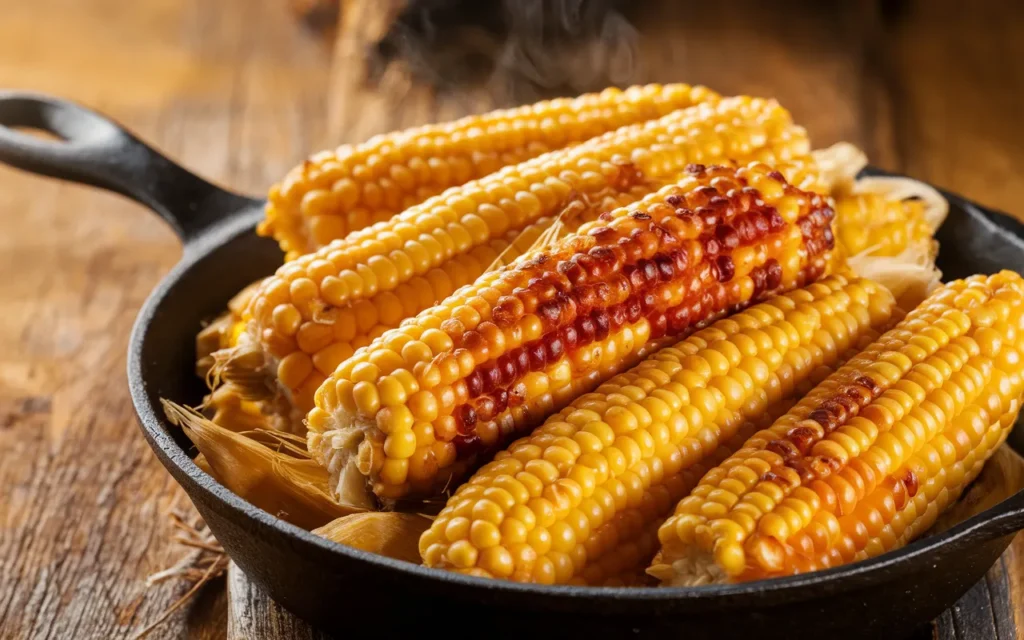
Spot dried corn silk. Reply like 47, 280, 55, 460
162, 400, 362, 530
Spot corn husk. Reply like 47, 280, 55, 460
196, 312, 236, 379
847, 243, 942, 311
313, 512, 433, 564
201, 383, 275, 432
812, 142, 946, 311
162, 400, 363, 530
195, 279, 264, 379
812, 142, 869, 195
841, 172, 948, 308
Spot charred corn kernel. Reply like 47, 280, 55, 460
653, 271, 1024, 585
248, 97, 819, 432
261, 84, 720, 259
834, 192, 934, 258
422, 275, 897, 582
309, 163, 840, 509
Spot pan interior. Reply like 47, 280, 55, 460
126, 185, 1024, 604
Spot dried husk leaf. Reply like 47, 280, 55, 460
846, 244, 942, 311
313, 512, 432, 564
162, 399, 363, 530
812, 142, 869, 195
196, 312, 236, 379
930, 444, 1024, 536
203, 383, 274, 432
194, 453, 213, 476
830, 165, 946, 311
195, 278, 264, 380
208, 334, 275, 400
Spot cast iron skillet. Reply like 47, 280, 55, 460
1, 92, 1023, 640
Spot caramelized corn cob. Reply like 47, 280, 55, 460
651, 271, 1024, 585
419, 275, 897, 583
242, 98, 816, 431
262, 84, 719, 259
306, 162, 837, 508
834, 192, 933, 258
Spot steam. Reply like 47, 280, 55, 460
371, 0, 640, 102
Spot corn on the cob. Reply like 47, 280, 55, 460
261, 84, 720, 259
222, 208, 630, 433
651, 271, 1024, 585
834, 192, 933, 258
306, 162, 837, 508
418, 274, 897, 583
238, 97, 817, 433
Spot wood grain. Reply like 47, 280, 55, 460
931, 554, 1021, 640
226, 563, 327, 640
0, 0, 1022, 638
0, 1, 330, 638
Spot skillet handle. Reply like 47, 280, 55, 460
0, 91, 260, 244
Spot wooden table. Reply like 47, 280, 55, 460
1, 0, 1022, 637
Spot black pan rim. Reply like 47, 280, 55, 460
127, 181, 1023, 607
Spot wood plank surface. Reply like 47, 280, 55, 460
226, 563, 329, 640
0, 1, 331, 638
0, 0, 1021, 638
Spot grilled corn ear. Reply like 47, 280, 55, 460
307, 162, 837, 508
651, 271, 1024, 585
419, 275, 896, 583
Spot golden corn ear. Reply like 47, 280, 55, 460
418, 274, 897, 583
246, 97, 816, 429
261, 84, 719, 259
651, 271, 1024, 585
306, 162, 838, 508
834, 192, 934, 258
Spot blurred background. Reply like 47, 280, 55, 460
1, 0, 1022, 638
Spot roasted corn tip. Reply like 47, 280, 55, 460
241, 97, 816, 431
261, 84, 719, 259
419, 274, 897, 583
651, 271, 1024, 585
307, 162, 838, 508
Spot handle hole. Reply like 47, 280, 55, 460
9, 125, 67, 143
